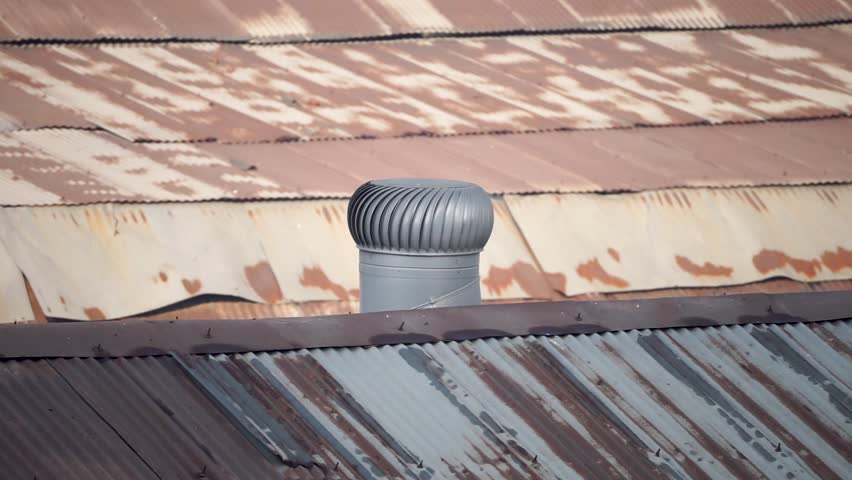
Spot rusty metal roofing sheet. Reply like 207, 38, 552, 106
505, 184, 852, 296
2, 27, 851, 142
4, 291, 851, 358
2, 315, 849, 479
1, 0, 851, 42
2, 117, 851, 206
0, 359, 158, 480
0, 198, 540, 320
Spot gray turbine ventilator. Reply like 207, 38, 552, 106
347, 179, 494, 313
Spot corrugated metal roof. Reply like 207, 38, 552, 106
1, 27, 851, 142
1, 117, 851, 206
506, 184, 852, 296
1, 315, 849, 479
0, 198, 544, 320
1, 0, 850, 42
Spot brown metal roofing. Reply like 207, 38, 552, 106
1, 27, 851, 142
0, 295, 850, 479
2, 0, 850, 42
1, 117, 851, 206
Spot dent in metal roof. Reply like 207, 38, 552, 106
3, 319, 849, 478
2, 27, 851, 142
505, 185, 852, 296
1, 118, 851, 206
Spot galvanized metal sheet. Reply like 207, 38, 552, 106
0, 199, 537, 320
3, 117, 851, 206
2, 0, 850, 41
0, 239, 34, 323
94, 319, 852, 479
505, 185, 852, 295
2, 27, 851, 142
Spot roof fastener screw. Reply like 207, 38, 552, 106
767, 305, 774, 314
417, 460, 423, 468
204, 328, 212, 339
775, 442, 782, 452
197, 465, 207, 478
532, 455, 538, 464
398, 321, 405, 331
655, 448, 661, 457
575, 313, 582, 321
334, 462, 339, 471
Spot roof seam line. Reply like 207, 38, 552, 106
46, 361, 165, 480
1, 18, 851, 47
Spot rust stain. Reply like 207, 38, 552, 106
125, 167, 148, 175
320, 206, 333, 224
300, 265, 349, 300
181, 278, 202, 295
348, 288, 360, 299
753, 249, 822, 278
159, 271, 169, 282
675, 255, 733, 277
663, 192, 673, 206
607, 248, 621, 263
83, 307, 106, 321
157, 180, 196, 196
139, 210, 147, 223
93, 154, 119, 165
681, 192, 692, 208
23, 275, 47, 323
821, 247, 852, 272
482, 262, 559, 298
130, 212, 138, 223
59, 296, 66, 305
576, 258, 630, 289
544, 271, 567, 295
245, 261, 284, 303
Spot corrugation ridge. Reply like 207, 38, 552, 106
347, 179, 494, 254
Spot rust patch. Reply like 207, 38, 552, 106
157, 181, 195, 196
481, 262, 557, 298
348, 288, 360, 299
125, 167, 148, 175
59, 296, 66, 305
130, 212, 138, 223
181, 278, 202, 295
820, 247, 852, 272
675, 255, 733, 277
663, 192, 673, 206
320, 206, 333, 224
159, 271, 169, 283
544, 270, 567, 295
607, 248, 621, 263
753, 249, 821, 278
93, 154, 119, 165
576, 258, 629, 289
83, 307, 106, 321
300, 265, 349, 300
245, 261, 284, 303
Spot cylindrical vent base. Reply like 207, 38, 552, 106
359, 251, 481, 313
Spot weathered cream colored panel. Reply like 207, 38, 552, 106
0, 240, 34, 323
0, 203, 272, 319
0, 198, 540, 320
505, 186, 852, 295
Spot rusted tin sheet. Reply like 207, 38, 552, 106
0, 241, 34, 323
3, 117, 851, 206
0, 360, 159, 480
570, 278, 852, 300
3, 316, 848, 478
3, 291, 851, 357
505, 185, 852, 296
2, 0, 851, 41
49, 356, 290, 479
3, 27, 851, 142
0, 199, 538, 320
